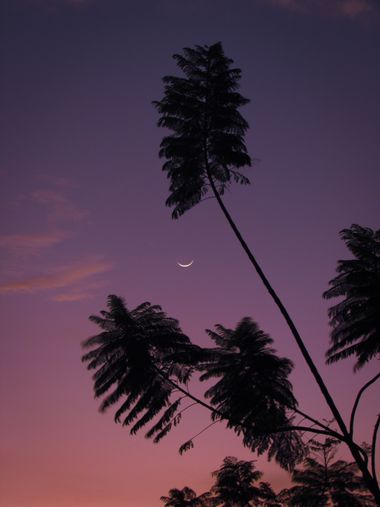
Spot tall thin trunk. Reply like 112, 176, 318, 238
205, 167, 380, 505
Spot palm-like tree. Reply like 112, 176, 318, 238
199, 318, 304, 470
83, 299, 304, 469
154, 44, 379, 501
210, 456, 275, 507
286, 439, 375, 506
153, 42, 251, 219
323, 224, 380, 370
161, 487, 210, 507
81, 295, 196, 441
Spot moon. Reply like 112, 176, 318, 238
177, 260, 194, 268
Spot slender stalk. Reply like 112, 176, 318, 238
205, 169, 380, 504
350, 372, 380, 437
372, 415, 380, 488
207, 169, 343, 428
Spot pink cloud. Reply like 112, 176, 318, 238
263, 0, 376, 17
53, 280, 107, 302
32, 189, 89, 223
0, 231, 68, 255
52, 292, 92, 302
0, 258, 112, 294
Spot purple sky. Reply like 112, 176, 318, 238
1, 1, 379, 506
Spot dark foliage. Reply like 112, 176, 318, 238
81, 295, 196, 441
82, 297, 304, 470
153, 42, 251, 218
258, 482, 283, 507
286, 439, 375, 506
324, 224, 380, 369
199, 318, 305, 470
210, 456, 263, 506
160, 487, 211, 507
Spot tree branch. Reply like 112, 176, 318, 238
153, 364, 343, 440
372, 414, 380, 487
292, 408, 343, 441
350, 372, 380, 437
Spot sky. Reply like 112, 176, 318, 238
0, 0, 379, 506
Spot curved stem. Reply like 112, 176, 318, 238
372, 415, 380, 487
205, 170, 380, 503
350, 372, 380, 437
177, 402, 198, 415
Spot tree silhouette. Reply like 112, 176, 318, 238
323, 224, 380, 370
153, 42, 251, 219
210, 456, 274, 507
153, 42, 379, 502
286, 439, 376, 506
161, 487, 211, 507
81, 295, 197, 442
199, 319, 304, 469
81, 43, 379, 504
160, 459, 281, 507
83, 300, 309, 470
257, 482, 282, 507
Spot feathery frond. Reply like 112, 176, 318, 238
154, 42, 251, 219
210, 456, 264, 507
160, 486, 210, 507
287, 439, 376, 506
81, 295, 197, 441
324, 225, 380, 369
199, 317, 305, 470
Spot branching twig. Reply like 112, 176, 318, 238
182, 420, 220, 446
293, 408, 342, 440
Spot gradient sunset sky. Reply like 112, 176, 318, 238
1, 0, 379, 506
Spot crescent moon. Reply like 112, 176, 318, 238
177, 260, 194, 268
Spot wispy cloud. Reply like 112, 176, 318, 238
263, 0, 377, 17
0, 177, 110, 301
31, 189, 89, 223
0, 231, 68, 255
52, 291, 93, 302
52, 281, 107, 301
0, 258, 112, 295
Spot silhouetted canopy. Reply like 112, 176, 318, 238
324, 224, 380, 369
199, 318, 305, 470
81, 295, 196, 442
154, 42, 251, 218
287, 439, 375, 506
160, 487, 210, 507
82, 298, 304, 470
210, 456, 271, 507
